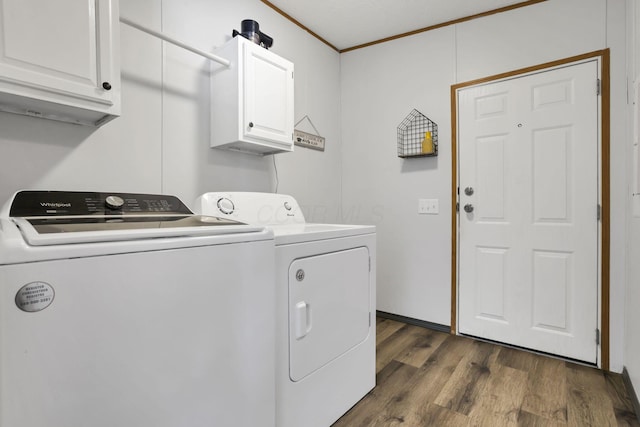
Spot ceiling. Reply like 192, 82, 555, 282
262, 0, 544, 52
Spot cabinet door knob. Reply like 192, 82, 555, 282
248, 122, 254, 128
102, 82, 112, 90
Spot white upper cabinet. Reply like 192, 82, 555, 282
211, 36, 294, 155
0, 0, 120, 126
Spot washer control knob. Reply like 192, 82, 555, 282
284, 201, 292, 211
217, 197, 235, 215
105, 195, 125, 210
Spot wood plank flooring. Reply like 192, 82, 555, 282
331, 318, 640, 427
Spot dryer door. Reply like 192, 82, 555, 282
288, 246, 371, 381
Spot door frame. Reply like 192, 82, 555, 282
450, 49, 610, 370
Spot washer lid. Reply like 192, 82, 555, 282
18, 214, 240, 234
11, 215, 263, 246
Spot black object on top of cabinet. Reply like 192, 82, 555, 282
232, 19, 273, 49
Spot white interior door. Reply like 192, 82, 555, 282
457, 60, 600, 363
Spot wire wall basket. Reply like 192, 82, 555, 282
397, 109, 438, 158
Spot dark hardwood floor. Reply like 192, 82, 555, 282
332, 317, 640, 427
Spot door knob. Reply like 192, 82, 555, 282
464, 187, 474, 196
464, 204, 474, 213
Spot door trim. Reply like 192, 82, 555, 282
450, 49, 610, 370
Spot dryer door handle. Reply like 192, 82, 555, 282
294, 301, 312, 340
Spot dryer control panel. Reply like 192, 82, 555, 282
196, 192, 306, 226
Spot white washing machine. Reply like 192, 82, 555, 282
0, 190, 276, 427
195, 192, 376, 427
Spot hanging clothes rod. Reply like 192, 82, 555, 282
119, 16, 231, 67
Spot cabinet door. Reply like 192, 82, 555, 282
0, 0, 116, 107
243, 42, 294, 148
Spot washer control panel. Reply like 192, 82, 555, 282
9, 191, 193, 217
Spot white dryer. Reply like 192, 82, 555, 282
195, 192, 376, 427
0, 190, 276, 427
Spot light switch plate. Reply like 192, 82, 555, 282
418, 199, 439, 214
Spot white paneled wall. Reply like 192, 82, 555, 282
625, 0, 640, 400
0, 0, 163, 199
159, 0, 343, 219
341, 0, 627, 372
341, 27, 456, 326
455, 1, 606, 82
0, 0, 342, 221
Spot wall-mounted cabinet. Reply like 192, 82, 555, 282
0, 0, 121, 127
211, 36, 294, 155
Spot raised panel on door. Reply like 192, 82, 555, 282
288, 247, 370, 381
457, 59, 599, 363
0, 0, 114, 105
532, 250, 572, 332
474, 246, 508, 323
476, 134, 508, 221
533, 126, 573, 223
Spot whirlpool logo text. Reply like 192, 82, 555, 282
40, 202, 72, 208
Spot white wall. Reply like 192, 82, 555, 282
625, 0, 640, 400
0, 0, 342, 220
341, 27, 456, 326
159, 0, 344, 220
341, 0, 628, 372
